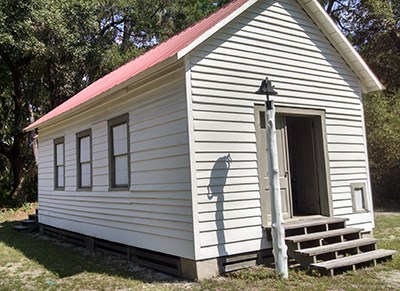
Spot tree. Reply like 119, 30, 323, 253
0, 0, 230, 206
0, 0, 97, 205
350, 1, 400, 204
364, 91, 400, 205
323, 0, 400, 204
349, 0, 400, 91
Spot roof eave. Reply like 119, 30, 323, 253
24, 55, 179, 132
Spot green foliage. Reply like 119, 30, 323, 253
320, 1, 400, 204
364, 91, 400, 204
349, 0, 400, 91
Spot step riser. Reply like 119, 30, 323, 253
312, 255, 394, 276
289, 234, 362, 251
13, 226, 29, 233
28, 214, 38, 222
20, 220, 39, 233
296, 238, 378, 257
285, 222, 347, 238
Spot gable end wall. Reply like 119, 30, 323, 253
189, 0, 373, 260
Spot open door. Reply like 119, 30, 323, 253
255, 106, 331, 226
255, 107, 292, 227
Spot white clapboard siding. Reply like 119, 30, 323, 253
39, 211, 194, 257
38, 67, 195, 259
38, 139, 54, 192
198, 192, 261, 204
199, 207, 261, 222
344, 212, 374, 231
190, 0, 371, 260
334, 207, 354, 216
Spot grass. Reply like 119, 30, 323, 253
0, 205, 399, 290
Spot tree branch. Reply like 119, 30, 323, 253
99, 17, 126, 37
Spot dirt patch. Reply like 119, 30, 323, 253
0, 261, 24, 273
0, 203, 37, 222
375, 212, 400, 216
378, 270, 400, 289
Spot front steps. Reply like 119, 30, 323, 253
13, 211, 39, 233
280, 217, 396, 276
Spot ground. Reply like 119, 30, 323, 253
0, 204, 398, 290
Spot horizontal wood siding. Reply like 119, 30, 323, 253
190, 0, 373, 260
38, 66, 194, 258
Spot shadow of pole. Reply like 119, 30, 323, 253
207, 154, 232, 272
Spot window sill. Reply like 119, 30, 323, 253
77, 187, 92, 192
109, 187, 129, 192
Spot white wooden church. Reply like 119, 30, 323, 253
25, 0, 395, 279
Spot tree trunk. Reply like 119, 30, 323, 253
29, 104, 39, 166
0, 51, 30, 206
10, 138, 27, 206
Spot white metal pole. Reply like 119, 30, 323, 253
266, 100, 288, 279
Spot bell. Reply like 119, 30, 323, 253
255, 78, 278, 96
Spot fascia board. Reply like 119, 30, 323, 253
177, 0, 258, 60
25, 56, 178, 132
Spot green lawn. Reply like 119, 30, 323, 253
0, 205, 399, 290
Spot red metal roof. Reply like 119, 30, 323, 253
25, 0, 249, 131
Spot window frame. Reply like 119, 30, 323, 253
76, 129, 92, 190
351, 182, 369, 213
108, 114, 130, 190
54, 136, 65, 190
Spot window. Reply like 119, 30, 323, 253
54, 137, 65, 189
108, 114, 129, 189
351, 183, 368, 212
77, 130, 92, 189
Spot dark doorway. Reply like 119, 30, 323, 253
286, 116, 321, 216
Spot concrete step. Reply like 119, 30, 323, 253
28, 214, 38, 222
310, 249, 397, 276
21, 219, 37, 226
286, 227, 363, 244
20, 219, 38, 232
13, 225, 29, 232
296, 238, 378, 257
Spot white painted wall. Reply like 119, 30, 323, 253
38, 65, 195, 259
189, 0, 373, 260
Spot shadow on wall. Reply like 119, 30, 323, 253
207, 154, 232, 269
